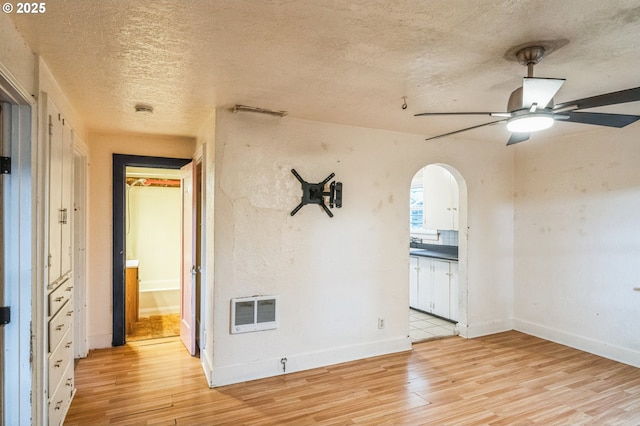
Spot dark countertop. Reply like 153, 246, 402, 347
409, 243, 458, 261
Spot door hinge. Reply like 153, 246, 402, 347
0, 306, 10, 326
1, 156, 10, 174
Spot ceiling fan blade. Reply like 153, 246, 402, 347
506, 132, 530, 146
424, 119, 507, 141
415, 112, 511, 117
554, 87, 640, 111
561, 111, 640, 128
522, 78, 565, 109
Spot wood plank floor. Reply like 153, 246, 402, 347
65, 331, 640, 425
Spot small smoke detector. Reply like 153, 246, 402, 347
135, 104, 154, 115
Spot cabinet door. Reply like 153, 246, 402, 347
47, 102, 63, 286
422, 165, 459, 231
59, 122, 73, 277
417, 257, 432, 312
431, 260, 450, 318
449, 262, 459, 321
409, 257, 419, 309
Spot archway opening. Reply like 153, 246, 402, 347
408, 163, 468, 342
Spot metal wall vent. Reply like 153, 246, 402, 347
230, 295, 278, 334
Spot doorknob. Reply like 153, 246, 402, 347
191, 265, 198, 276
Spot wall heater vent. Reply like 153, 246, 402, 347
230, 295, 278, 334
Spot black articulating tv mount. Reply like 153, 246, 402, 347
290, 169, 342, 218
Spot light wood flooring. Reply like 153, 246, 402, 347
65, 331, 640, 425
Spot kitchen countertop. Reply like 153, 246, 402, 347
409, 244, 458, 261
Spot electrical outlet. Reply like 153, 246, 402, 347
378, 318, 385, 329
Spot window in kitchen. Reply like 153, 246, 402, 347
410, 184, 424, 230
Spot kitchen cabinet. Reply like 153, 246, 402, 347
422, 165, 459, 231
409, 255, 458, 322
45, 97, 75, 425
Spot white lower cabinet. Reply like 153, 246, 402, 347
409, 256, 458, 322
47, 277, 75, 425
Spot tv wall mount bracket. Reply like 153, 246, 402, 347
290, 169, 342, 218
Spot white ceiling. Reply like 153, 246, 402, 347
9, 1, 640, 142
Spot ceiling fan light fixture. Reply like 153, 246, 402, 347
506, 114, 554, 133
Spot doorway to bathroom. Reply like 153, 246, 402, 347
124, 166, 182, 341
112, 155, 199, 354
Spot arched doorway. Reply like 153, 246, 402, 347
408, 163, 468, 342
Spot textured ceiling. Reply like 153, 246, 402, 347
9, 0, 640, 141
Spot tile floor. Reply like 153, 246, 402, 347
409, 308, 457, 343
126, 313, 180, 342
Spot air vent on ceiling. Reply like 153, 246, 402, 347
230, 295, 278, 334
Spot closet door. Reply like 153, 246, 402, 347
47, 101, 63, 286
59, 122, 73, 278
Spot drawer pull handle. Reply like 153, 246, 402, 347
55, 400, 63, 410
54, 297, 64, 302
66, 378, 73, 386
54, 360, 63, 368
66, 310, 74, 316
65, 287, 72, 292
55, 324, 64, 331
65, 342, 72, 349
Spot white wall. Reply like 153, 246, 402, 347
209, 109, 514, 386
0, 14, 35, 96
127, 185, 181, 316
513, 127, 640, 367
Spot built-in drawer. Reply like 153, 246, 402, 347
48, 360, 74, 426
48, 298, 73, 353
48, 278, 73, 318
48, 326, 73, 396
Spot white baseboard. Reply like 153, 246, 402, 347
201, 349, 215, 386
209, 336, 412, 387
458, 318, 513, 338
139, 305, 180, 317
514, 318, 640, 368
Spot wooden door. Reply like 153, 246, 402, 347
180, 162, 196, 355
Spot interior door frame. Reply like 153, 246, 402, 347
112, 154, 191, 346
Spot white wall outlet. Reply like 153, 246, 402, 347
378, 318, 385, 329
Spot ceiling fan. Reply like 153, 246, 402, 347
415, 45, 640, 145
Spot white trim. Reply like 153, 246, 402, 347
458, 318, 513, 338
0, 64, 35, 106
73, 146, 88, 358
514, 318, 640, 368
138, 305, 180, 317
210, 336, 411, 387
201, 343, 214, 385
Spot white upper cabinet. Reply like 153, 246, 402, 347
47, 99, 74, 287
422, 165, 459, 231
